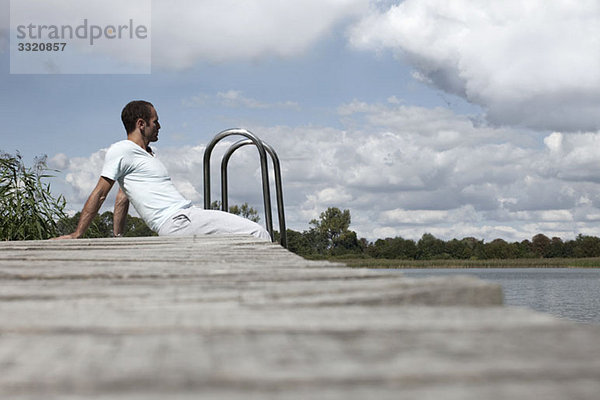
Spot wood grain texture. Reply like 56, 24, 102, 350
1, 236, 598, 399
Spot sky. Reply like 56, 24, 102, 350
1, 0, 599, 242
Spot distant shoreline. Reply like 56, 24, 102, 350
332, 257, 600, 269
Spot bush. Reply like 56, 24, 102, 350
0, 152, 66, 240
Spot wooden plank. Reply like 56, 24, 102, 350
1, 235, 599, 399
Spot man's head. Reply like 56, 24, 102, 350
121, 100, 160, 143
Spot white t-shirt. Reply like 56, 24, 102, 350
101, 140, 192, 232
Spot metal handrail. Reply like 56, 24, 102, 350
203, 129, 274, 241
222, 139, 287, 248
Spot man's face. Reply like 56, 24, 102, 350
141, 106, 160, 142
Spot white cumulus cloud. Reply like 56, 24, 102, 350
152, 0, 369, 68
182, 90, 300, 110
216, 90, 300, 110
2, 0, 369, 67
349, 0, 600, 132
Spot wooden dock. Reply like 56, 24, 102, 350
1, 236, 599, 399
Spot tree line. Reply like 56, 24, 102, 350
282, 207, 600, 259
3, 151, 600, 260
284, 211, 600, 259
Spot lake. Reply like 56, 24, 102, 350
397, 268, 600, 325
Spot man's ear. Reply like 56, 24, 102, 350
136, 118, 145, 130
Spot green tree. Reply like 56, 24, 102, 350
445, 238, 472, 259
302, 227, 330, 256
531, 233, 551, 258
228, 202, 260, 223
285, 228, 320, 256
123, 214, 157, 237
0, 152, 66, 240
309, 207, 361, 255
485, 238, 517, 259
367, 238, 389, 258
460, 237, 486, 259
516, 239, 535, 258
561, 238, 576, 258
210, 200, 260, 223
310, 207, 350, 242
548, 237, 566, 258
416, 233, 447, 259
331, 230, 362, 256
573, 234, 600, 258
367, 237, 417, 259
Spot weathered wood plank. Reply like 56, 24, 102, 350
1, 235, 599, 399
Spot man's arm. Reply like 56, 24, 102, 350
113, 187, 129, 237
54, 177, 114, 239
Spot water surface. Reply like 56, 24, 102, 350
397, 268, 600, 325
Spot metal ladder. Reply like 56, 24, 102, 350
203, 128, 287, 248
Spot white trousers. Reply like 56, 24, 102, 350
157, 206, 271, 240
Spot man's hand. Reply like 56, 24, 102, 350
52, 177, 114, 240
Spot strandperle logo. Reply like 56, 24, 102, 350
16, 19, 148, 46
10, 0, 151, 74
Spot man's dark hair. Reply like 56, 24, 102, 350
121, 100, 154, 134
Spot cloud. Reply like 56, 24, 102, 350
47, 149, 111, 210
3, 0, 367, 70
152, 0, 369, 68
49, 153, 69, 170
54, 99, 600, 242
381, 208, 452, 225
181, 90, 300, 111
349, 0, 600, 132
62, 149, 107, 199
217, 90, 300, 110
540, 132, 600, 183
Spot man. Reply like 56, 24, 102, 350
55, 100, 270, 240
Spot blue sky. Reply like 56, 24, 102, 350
1, 0, 599, 241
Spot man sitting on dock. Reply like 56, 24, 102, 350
55, 100, 270, 240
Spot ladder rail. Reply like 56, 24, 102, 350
221, 138, 287, 248
203, 128, 274, 241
